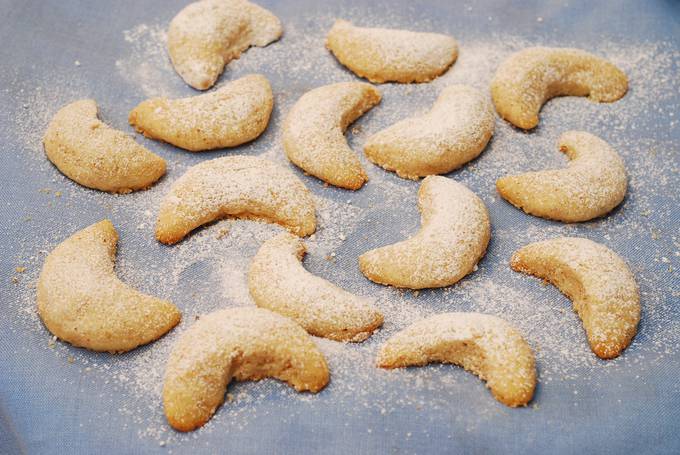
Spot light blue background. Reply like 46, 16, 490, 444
1, 0, 679, 453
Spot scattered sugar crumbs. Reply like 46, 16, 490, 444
115, 23, 181, 98
4, 8, 680, 449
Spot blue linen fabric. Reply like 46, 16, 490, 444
0, 0, 678, 454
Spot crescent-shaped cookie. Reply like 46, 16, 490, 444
364, 85, 495, 179
510, 237, 640, 359
129, 74, 273, 151
248, 232, 383, 342
326, 20, 458, 83
282, 82, 381, 190
156, 155, 316, 244
168, 0, 282, 90
163, 307, 329, 431
496, 131, 627, 222
43, 100, 166, 193
377, 312, 536, 407
36, 220, 181, 353
359, 176, 490, 289
491, 47, 628, 129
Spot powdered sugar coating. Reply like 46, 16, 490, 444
326, 19, 458, 83
491, 47, 628, 129
511, 237, 640, 359
43, 99, 166, 193
377, 312, 536, 407
155, 155, 316, 244
359, 176, 490, 289
283, 82, 381, 190
365, 84, 495, 179
37, 220, 180, 353
6, 11, 680, 447
249, 232, 383, 342
163, 307, 329, 431
168, 0, 282, 90
497, 131, 627, 222
129, 74, 273, 151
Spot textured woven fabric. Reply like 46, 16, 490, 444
0, 0, 678, 453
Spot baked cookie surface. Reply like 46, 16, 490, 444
497, 131, 627, 222
491, 47, 628, 129
129, 74, 273, 151
156, 155, 316, 244
377, 312, 536, 407
37, 220, 181, 353
43, 99, 166, 193
168, 0, 282, 90
364, 85, 495, 179
511, 237, 640, 359
326, 20, 458, 83
163, 307, 329, 431
248, 232, 383, 342
282, 82, 381, 190
359, 176, 490, 289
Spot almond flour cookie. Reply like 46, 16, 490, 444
248, 233, 383, 342
43, 100, 166, 193
377, 313, 536, 407
168, 0, 282, 90
163, 307, 329, 431
359, 176, 490, 289
37, 220, 181, 353
491, 47, 628, 129
326, 20, 458, 83
129, 74, 273, 151
282, 82, 381, 190
364, 85, 495, 179
511, 237, 640, 359
497, 131, 627, 222
156, 155, 316, 244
